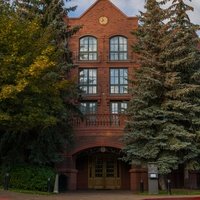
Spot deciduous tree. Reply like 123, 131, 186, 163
0, 0, 80, 166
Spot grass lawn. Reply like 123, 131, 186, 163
0, 187, 52, 195
139, 189, 200, 196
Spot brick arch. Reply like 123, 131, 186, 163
70, 142, 122, 156
108, 34, 128, 39
79, 35, 98, 40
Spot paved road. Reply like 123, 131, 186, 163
1, 190, 200, 200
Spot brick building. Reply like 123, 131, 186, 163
57, 0, 149, 191
57, 0, 200, 192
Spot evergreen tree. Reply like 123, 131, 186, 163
160, 0, 200, 186
0, 0, 80, 166
123, 0, 170, 188
123, 0, 200, 189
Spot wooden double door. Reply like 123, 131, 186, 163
88, 154, 121, 189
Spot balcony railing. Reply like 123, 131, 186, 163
71, 114, 126, 129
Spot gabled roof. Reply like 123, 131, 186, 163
78, 0, 130, 19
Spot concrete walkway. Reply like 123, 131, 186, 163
1, 190, 200, 200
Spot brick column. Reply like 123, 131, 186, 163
66, 169, 78, 190
129, 167, 148, 192
56, 155, 78, 190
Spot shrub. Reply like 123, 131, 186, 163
0, 165, 55, 192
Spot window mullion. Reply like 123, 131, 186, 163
118, 69, 120, 92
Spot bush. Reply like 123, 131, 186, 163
0, 165, 55, 192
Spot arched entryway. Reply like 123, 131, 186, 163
75, 146, 130, 190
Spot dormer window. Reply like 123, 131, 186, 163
79, 36, 97, 61
110, 36, 128, 61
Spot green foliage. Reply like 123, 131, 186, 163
0, 165, 55, 191
123, 0, 169, 172
123, 0, 200, 177
160, 0, 200, 171
0, 1, 80, 166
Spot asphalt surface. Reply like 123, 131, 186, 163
1, 190, 200, 200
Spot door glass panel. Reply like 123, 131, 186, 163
106, 158, 115, 177
95, 158, 103, 177
88, 154, 121, 189
117, 160, 120, 177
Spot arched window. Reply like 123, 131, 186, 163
110, 36, 128, 61
79, 36, 97, 61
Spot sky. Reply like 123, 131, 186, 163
67, 0, 200, 26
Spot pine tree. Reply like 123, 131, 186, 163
123, 0, 200, 189
160, 0, 200, 186
123, 0, 171, 189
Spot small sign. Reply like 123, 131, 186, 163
149, 173, 157, 179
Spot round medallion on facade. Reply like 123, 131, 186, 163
99, 16, 108, 25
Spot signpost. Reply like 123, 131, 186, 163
148, 162, 158, 194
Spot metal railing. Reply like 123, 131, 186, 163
72, 114, 126, 129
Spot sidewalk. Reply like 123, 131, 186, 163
1, 190, 200, 200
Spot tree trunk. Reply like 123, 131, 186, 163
159, 175, 167, 190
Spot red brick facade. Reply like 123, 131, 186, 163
57, 0, 199, 192
60, 0, 147, 191
68, 0, 138, 151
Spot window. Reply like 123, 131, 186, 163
79, 36, 97, 61
110, 102, 127, 126
110, 68, 128, 94
80, 102, 97, 123
110, 102, 128, 114
80, 102, 97, 114
110, 36, 128, 60
79, 69, 97, 94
